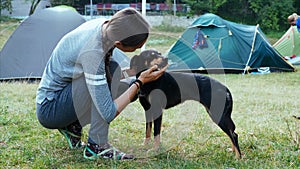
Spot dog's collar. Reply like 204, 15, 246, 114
136, 69, 147, 78
122, 69, 129, 79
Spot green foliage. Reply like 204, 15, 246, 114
183, 0, 228, 15
183, 0, 297, 32
0, 0, 12, 16
0, 15, 13, 22
248, 0, 295, 31
166, 0, 173, 11
50, 0, 81, 6
153, 23, 186, 33
0, 18, 19, 50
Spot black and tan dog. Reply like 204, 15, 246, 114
130, 49, 242, 158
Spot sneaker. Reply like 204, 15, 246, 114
58, 120, 83, 149
83, 142, 134, 160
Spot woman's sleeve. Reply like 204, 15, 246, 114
79, 50, 117, 123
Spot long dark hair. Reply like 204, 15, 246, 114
104, 48, 114, 84
120, 33, 149, 47
104, 7, 150, 83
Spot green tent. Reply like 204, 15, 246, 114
273, 26, 300, 65
167, 13, 295, 73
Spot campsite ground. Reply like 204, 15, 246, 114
0, 19, 19, 49
1, 19, 300, 168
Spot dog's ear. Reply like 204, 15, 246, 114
130, 52, 151, 75
130, 55, 139, 70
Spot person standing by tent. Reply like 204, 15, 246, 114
35, 7, 167, 160
288, 13, 300, 32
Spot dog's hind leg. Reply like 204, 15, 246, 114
217, 92, 242, 158
218, 118, 241, 158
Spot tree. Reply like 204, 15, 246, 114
248, 0, 295, 31
27, 0, 41, 15
0, 0, 12, 16
50, 0, 80, 7
293, 0, 300, 14
166, 0, 173, 12
50, 0, 83, 13
183, 0, 227, 15
218, 0, 255, 24
183, 0, 294, 31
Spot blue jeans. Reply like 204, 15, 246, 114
36, 83, 78, 129
36, 60, 127, 144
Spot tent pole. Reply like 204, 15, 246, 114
243, 24, 259, 74
173, 0, 176, 16
141, 0, 146, 51
90, 0, 93, 19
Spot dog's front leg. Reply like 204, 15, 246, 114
153, 114, 163, 150
143, 103, 164, 150
140, 96, 152, 145
144, 121, 152, 145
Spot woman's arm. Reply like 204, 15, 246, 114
114, 64, 168, 118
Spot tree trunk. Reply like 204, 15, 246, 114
29, 0, 41, 15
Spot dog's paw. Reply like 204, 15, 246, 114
153, 135, 161, 150
227, 147, 243, 159
143, 138, 151, 145
227, 147, 234, 152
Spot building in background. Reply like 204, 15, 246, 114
2, 0, 51, 18
1, 0, 188, 18
84, 1, 188, 16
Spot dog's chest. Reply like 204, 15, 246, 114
139, 73, 182, 108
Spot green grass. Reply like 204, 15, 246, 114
0, 17, 20, 49
1, 18, 300, 168
153, 23, 186, 33
1, 70, 300, 168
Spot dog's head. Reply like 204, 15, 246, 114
130, 49, 168, 74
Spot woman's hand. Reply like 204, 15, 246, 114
138, 64, 168, 84
113, 64, 168, 119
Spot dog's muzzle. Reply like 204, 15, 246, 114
157, 58, 168, 70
